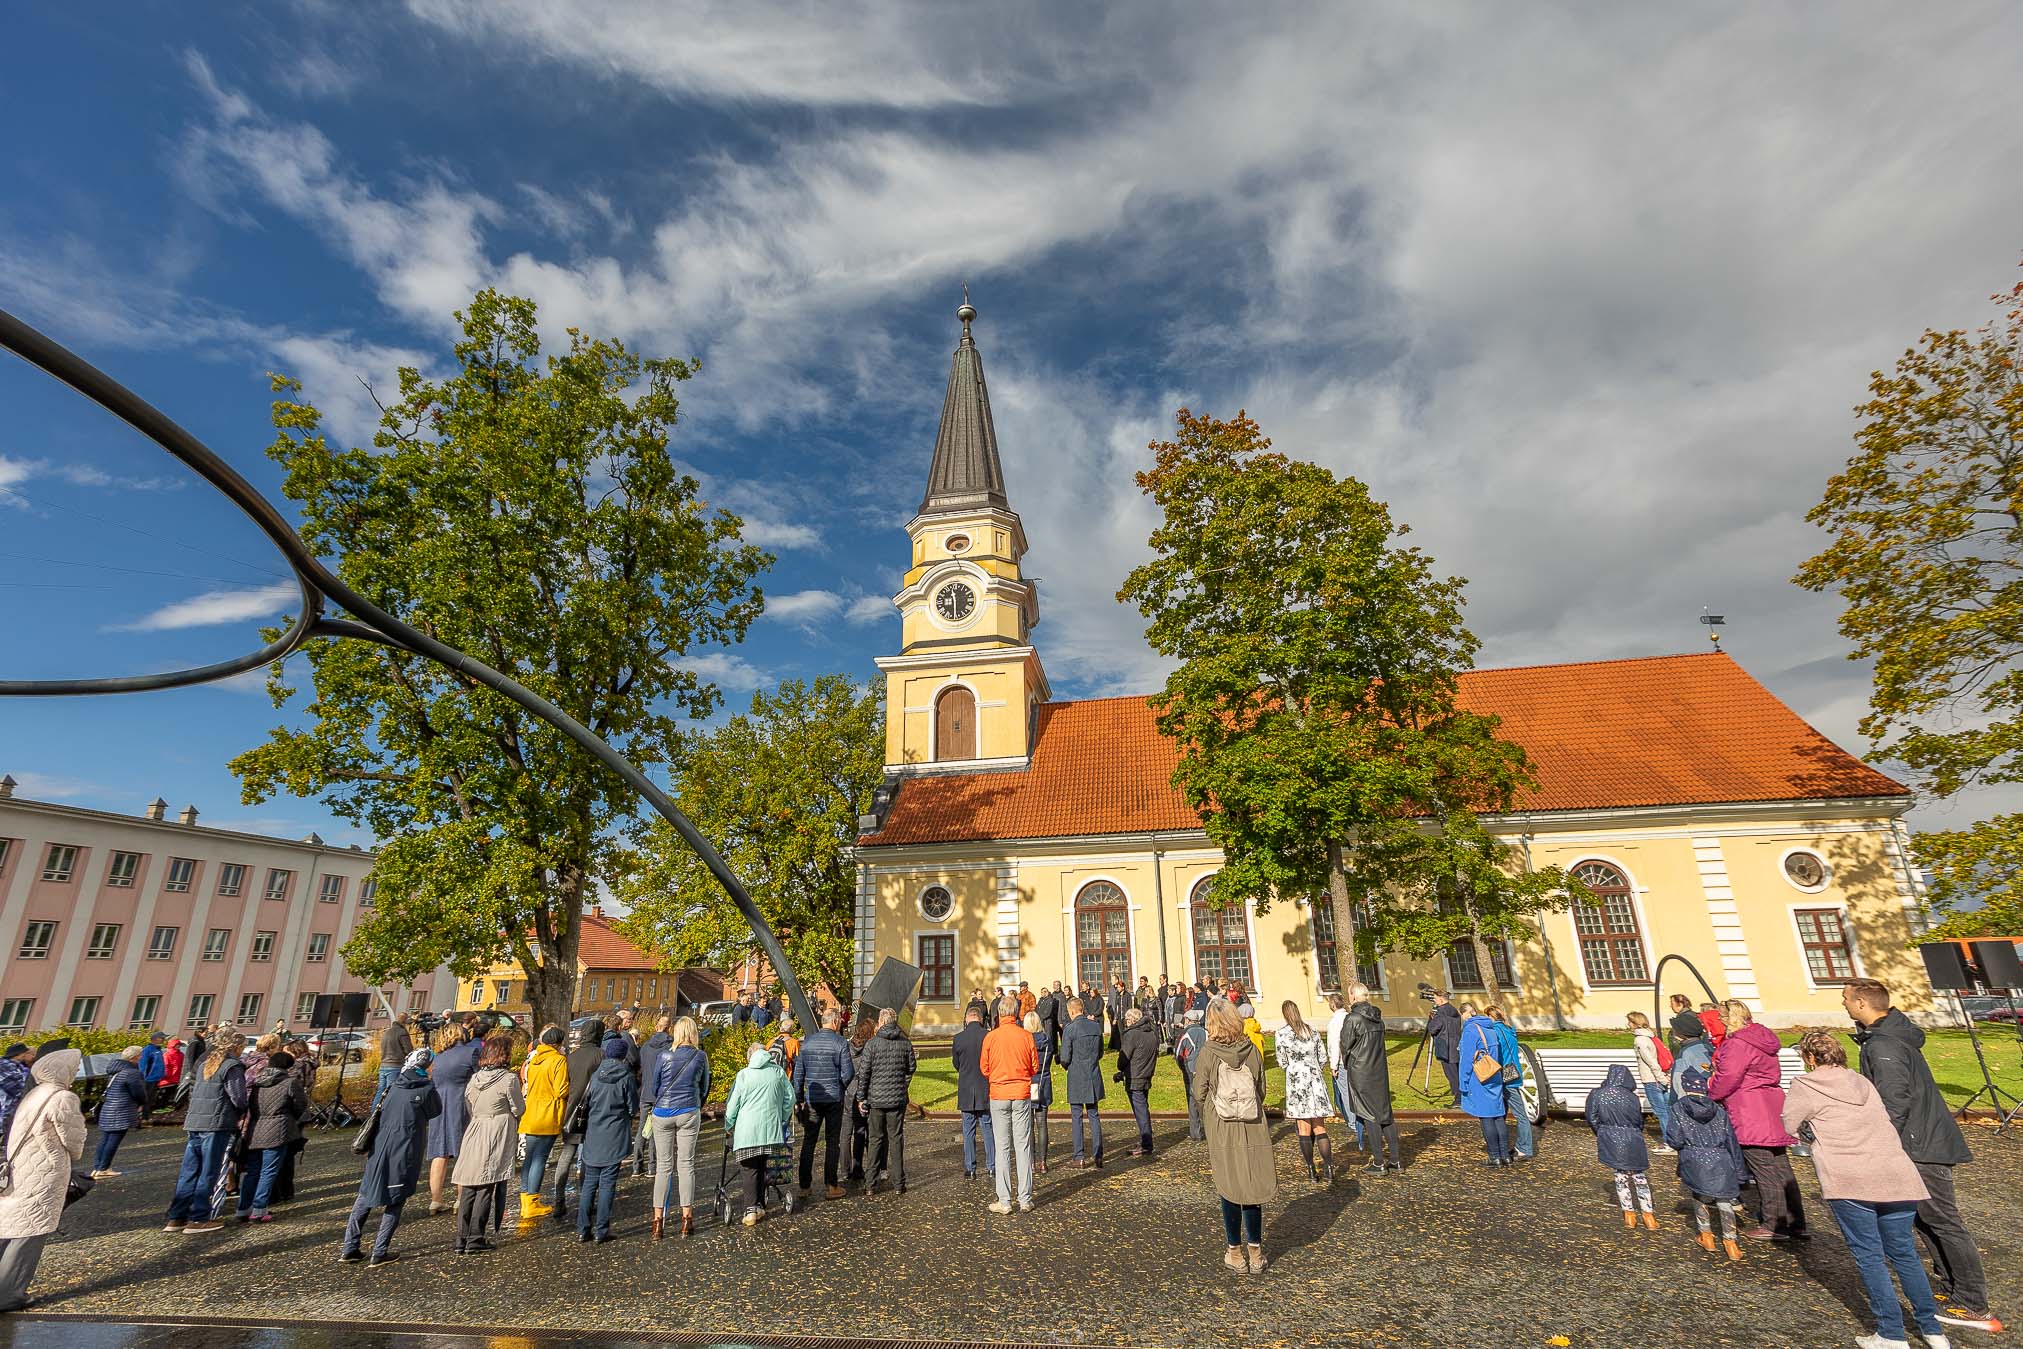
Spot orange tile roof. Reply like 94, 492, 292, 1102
859, 652, 1907, 848
576, 912, 657, 971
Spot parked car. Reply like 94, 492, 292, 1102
305, 1030, 371, 1064
69, 1052, 128, 1115
693, 1000, 735, 1030
1960, 994, 2022, 1024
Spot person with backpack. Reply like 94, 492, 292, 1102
164, 1031, 248, 1233
1174, 1009, 1208, 1142
1195, 998, 1274, 1274
1628, 1011, 1676, 1153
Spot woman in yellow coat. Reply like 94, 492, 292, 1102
517, 1025, 570, 1221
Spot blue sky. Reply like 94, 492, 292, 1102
3, 3, 2023, 848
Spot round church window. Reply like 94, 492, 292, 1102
919, 885, 954, 921
945, 533, 970, 553
1782, 850, 1827, 891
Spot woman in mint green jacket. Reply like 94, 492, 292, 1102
723, 1045, 794, 1226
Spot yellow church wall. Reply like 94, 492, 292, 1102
884, 661, 1033, 764
859, 807, 1935, 1036
871, 864, 1003, 1031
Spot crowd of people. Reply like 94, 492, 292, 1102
0, 971, 2005, 1345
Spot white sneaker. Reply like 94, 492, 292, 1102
987, 1200, 1013, 1215
1018, 1199, 1034, 1212
1924, 1334, 1953, 1349
1854, 1335, 1909, 1349
1653, 1145, 1676, 1155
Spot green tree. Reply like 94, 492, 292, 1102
1797, 273, 2023, 939
617, 676, 884, 1000
231, 289, 770, 1029
1117, 409, 1573, 998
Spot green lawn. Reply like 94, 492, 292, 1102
907, 1028, 2023, 1113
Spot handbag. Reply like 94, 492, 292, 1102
1469, 1027, 1502, 1084
350, 1102, 382, 1155
64, 1167, 94, 1208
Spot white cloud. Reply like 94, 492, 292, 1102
112, 582, 300, 632
739, 519, 821, 550
761, 588, 844, 624
677, 650, 766, 694
844, 594, 892, 625
6, 771, 100, 800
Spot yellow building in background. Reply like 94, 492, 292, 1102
454, 908, 727, 1021
853, 304, 1933, 1033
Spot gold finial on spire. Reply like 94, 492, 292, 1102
1700, 608, 1725, 648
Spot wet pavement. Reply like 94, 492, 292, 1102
2, 1113, 2017, 1347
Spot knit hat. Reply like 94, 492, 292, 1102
1679, 1066, 1711, 1095
602, 1036, 629, 1060
402, 1047, 432, 1073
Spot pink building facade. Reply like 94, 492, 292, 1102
0, 779, 450, 1037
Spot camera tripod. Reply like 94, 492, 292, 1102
1952, 990, 2022, 1137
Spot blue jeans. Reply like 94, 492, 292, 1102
1332, 1068, 1368, 1149
1478, 1114, 1509, 1161
1504, 1085, 1533, 1158
1128, 1089, 1153, 1148
1071, 1103, 1103, 1160
92, 1129, 126, 1172
960, 1109, 995, 1175
520, 1133, 556, 1195
578, 1161, 619, 1239
1829, 1198, 1941, 1341
1220, 1197, 1262, 1245
342, 1194, 404, 1260
236, 1145, 286, 1216
371, 1067, 398, 1111
1641, 1083, 1673, 1138
166, 1129, 235, 1223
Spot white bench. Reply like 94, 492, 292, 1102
1533, 1046, 1804, 1115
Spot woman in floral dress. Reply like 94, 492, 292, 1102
1275, 1000, 1334, 1181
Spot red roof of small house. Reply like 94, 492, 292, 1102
576, 911, 658, 971
858, 652, 1907, 848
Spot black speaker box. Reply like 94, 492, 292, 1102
336, 991, 370, 1026
1969, 940, 2023, 991
309, 994, 338, 1029
1918, 942, 1977, 992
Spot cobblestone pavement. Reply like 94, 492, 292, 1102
5, 1113, 2016, 1348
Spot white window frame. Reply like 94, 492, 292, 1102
41, 844, 77, 882
0, 998, 32, 1033
250, 931, 276, 962
18, 920, 56, 959
106, 850, 141, 887
914, 929, 959, 1003
306, 932, 331, 963
186, 993, 215, 1029
1779, 847, 1832, 894
130, 995, 162, 1029
319, 874, 344, 904
217, 863, 246, 897
203, 928, 231, 961
0, 839, 10, 871
295, 992, 318, 1020
358, 878, 377, 908
1788, 901, 1865, 992
237, 992, 263, 1024
407, 988, 427, 1013
66, 995, 100, 1027
146, 925, 179, 960
1185, 873, 1259, 991
85, 922, 122, 959
164, 857, 195, 893
265, 868, 291, 901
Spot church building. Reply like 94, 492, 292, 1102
852, 304, 1935, 1033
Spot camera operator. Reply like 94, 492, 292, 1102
1424, 988, 1461, 1103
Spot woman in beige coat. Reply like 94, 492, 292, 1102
0, 1048, 85, 1313
1192, 999, 1275, 1274
449, 1034, 522, 1255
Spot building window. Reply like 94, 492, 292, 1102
130, 995, 161, 1028
917, 933, 956, 1001
42, 844, 78, 882
86, 922, 122, 960
1446, 937, 1514, 991
646, 978, 657, 1000
295, 992, 318, 1021
1570, 860, 1649, 985
164, 857, 195, 892
217, 863, 246, 897
306, 933, 331, 963
494, 980, 512, 1004
18, 920, 56, 959
919, 885, 954, 922
265, 868, 291, 901
1311, 900, 1379, 993
67, 996, 100, 1027
146, 926, 179, 960
187, 993, 214, 1029
358, 878, 377, 908
1796, 908, 1858, 983
933, 685, 977, 761
0, 839, 10, 870
0, 999, 31, 1033
1783, 850, 1830, 893
1075, 880, 1132, 989
237, 993, 263, 1024
106, 850, 141, 887
319, 874, 344, 904
250, 931, 276, 961
1190, 877, 1253, 989
407, 989, 427, 1013
203, 929, 230, 961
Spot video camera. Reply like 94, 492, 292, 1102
1414, 982, 1443, 1003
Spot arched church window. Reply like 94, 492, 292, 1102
934, 685, 976, 761
1570, 859, 1648, 985
1190, 876, 1253, 988
1074, 881, 1131, 989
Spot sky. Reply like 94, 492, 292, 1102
3, 3, 2022, 850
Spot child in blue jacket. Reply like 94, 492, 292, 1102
1584, 1063, 1653, 1229
1664, 1065, 1747, 1260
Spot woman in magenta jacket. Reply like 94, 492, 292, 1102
1708, 999, 1807, 1241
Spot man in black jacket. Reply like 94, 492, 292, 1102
792, 1008, 857, 1199
950, 1007, 995, 1180
1847, 978, 1997, 1331
1117, 1009, 1161, 1156
855, 1009, 917, 1194
1427, 991, 1462, 1104
548, 1020, 609, 1224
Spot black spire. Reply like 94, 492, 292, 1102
919, 295, 1009, 515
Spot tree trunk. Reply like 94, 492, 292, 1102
1325, 839, 1362, 997
522, 870, 585, 1031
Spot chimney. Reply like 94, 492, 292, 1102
591, 905, 604, 920
177, 804, 199, 827
0, 774, 15, 799
144, 797, 167, 821
303, 831, 323, 846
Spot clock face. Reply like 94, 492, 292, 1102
935, 582, 976, 622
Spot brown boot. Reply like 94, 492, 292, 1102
1223, 1246, 1247, 1273
1722, 1238, 1743, 1262
651, 1210, 664, 1241
680, 1208, 694, 1238
1695, 1230, 1716, 1252
1246, 1243, 1267, 1274
1641, 1211, 1658, 1231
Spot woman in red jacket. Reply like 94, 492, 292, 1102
1709, 1000, 1807, 1241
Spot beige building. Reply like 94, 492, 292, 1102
853, 305, 1933, 1033
454, 908, 726, 1021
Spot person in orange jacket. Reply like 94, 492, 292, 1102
979, 996, 1039, 1214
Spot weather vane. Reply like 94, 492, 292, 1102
1700, 607, 1726, 648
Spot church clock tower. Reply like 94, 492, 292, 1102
875, 300, 1049, 770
